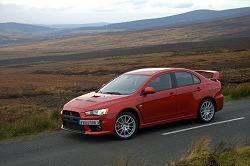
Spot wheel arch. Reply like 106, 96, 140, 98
118, 108, 140, 126
114, 108, 140, 140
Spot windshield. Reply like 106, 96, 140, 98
98, 74, 150, 95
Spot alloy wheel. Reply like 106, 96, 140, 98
199, 99, 215, 122
114, 112, 137, 139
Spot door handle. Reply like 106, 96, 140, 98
196, 87, 202, 91
170, 92, 175, 96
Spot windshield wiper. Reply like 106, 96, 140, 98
103, 92, 121, 95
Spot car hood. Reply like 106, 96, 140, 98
63, 92, 128, 111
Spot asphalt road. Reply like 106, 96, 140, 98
0, 98, 249, 166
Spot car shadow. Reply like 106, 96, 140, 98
63, 117, 221, 142
63, 131, 114, 143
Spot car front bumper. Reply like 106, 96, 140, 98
61, 110, 116, 135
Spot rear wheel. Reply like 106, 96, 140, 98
198, 99, 215, 122
114, 112, 138, 140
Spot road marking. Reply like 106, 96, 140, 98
161, 117, 245, 136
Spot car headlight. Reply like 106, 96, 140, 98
85, 108, 109, 116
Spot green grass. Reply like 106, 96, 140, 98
113, 137, 250, 166
0, 109, 61, 141
165, 137, 250, 166
223, 83, 250, 102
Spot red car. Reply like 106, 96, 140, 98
61, 68, 223, 139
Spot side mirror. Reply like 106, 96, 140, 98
143, 87, 155, 95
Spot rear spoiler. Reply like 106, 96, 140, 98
195, 70, 219, 81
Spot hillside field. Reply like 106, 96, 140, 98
0, 45, 249, 123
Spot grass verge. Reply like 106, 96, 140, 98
113, 137, 250, 165
166, 137, 250, 166
223, 83, 250, 102
0, 109, 61, 141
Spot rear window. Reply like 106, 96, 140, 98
175, 72, 200, 87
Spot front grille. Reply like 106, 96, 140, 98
62, 110, 85, 133
63, 110, 80, 117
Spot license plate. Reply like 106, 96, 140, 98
78, 120, 100, 125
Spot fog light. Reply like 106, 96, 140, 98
96, 126, 102, 131
90, 125, 102, 131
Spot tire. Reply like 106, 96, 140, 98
114, 112, 138, 140
198, 99, 215, 122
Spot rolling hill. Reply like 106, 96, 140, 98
0, 22, 57, 45
51, 7, 250, 36
0, 13, 250, 61
0, 7, 249, 40
0, 22, 55, 34
81, 7, 250, 30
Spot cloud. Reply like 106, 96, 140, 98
173, 2, 194, 8
0, 0, 249, 24
0, 3, 77, 24
86, 0, 148, 13
127, 0, 149, 9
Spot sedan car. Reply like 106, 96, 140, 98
61, 68, 223, 139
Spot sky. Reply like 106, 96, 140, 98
0, 0, 250, 25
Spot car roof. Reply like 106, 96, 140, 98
125, 68, 185, 75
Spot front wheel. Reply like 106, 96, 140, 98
198, 99, 215, 122
114, 112, 138, 140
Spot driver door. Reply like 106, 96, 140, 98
141, 73, 177, 123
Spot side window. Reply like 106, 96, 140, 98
192, 74, 201, 84
175, 72, 193, 87
147, 74, 172, 92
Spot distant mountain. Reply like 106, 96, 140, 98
76, 7, 250, 31
1, 7, 250, 36
0, 22, 55, 34
0, 23, 58, 45
47, 7, 250, 36
0, 7, 249, 45
46, 23, 109, 29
